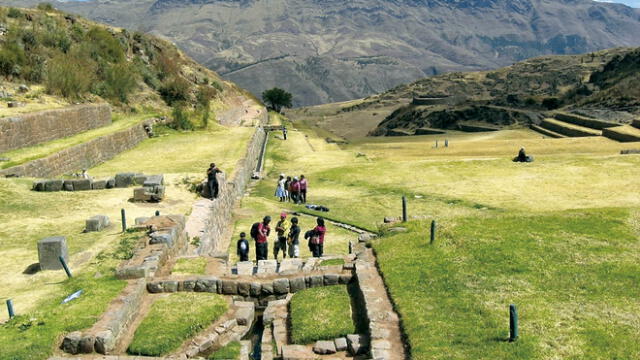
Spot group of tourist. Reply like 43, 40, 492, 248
275, 174, 308, 204
237, 213, 326, 261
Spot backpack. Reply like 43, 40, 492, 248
250, 222, 260, 240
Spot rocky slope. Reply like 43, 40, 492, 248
3, 0, 640, 106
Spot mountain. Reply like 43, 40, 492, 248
287, 46, 640, 138
4, 0, 640, 107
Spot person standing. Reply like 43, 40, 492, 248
274, 212, 290, 260
285, 176, 292, 202
283, 126, 288, 140
275, 174, 286, 202
288, 217, 301, 258
237, 232, 249, 262
299, 175, 308, 203
291, 177, 301, 204
252, 216, 271, 261
311, 217, 326, 258
207, 163, 223, 199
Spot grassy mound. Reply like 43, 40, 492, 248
289, 285, 356, 344
128, 293, 228, 356
373, 209, 640, 359
172, 257, 207, 275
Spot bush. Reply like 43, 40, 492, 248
41, 29, 72, 53
98, 63, 138, 103
46, 53, 94, 99
159, 76, 191, 105
84, 27, 125, 63
37, 3, 55, 11
170, 104, 194, 131
542, 97, 561, 110
7, 8, 22, 18
0, 42, 26, 77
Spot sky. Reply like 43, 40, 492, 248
595, 0, 640, 7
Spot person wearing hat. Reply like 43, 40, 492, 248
275, 174, 286, 202
253, 216, 271, 260
288, 217, 301, 258
274, 212, 290, 260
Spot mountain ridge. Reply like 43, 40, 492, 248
4, 0, 640, 106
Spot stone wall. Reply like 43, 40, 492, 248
0, 104, 112, 153
0, 120, 154, 178
195, 109, 269, 255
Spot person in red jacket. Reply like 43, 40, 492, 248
299, 175, 308, 203
252, 216, 271, 260
290, 177, 301, 204
310, 217, 326, 258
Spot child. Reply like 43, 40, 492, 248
237, 232, 249, 262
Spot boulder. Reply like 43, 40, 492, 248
358, 233, 372, 242
61, 331, 82, 354
32, 180, 46, 191
323, 274, 339, 286
289, 276, 306, 293
307, 275, 324, 288
143, 174, 164, 188
282, 345, 317, 360
261, 282, 274, 295
44, 179, 63, 192
334, 337, 348, 352
135, 217, 150, 225
105, 178, 116, 189
92, 179, 107, 190
63, 181, 74, 191
71, 179, 92, 191
237, 281, 251, 296
273, 278, 290, 294
162, 281, 179, 292
182, 280, 197, 291
195, 279, 218, 293
37, 236, 68, 271
313, 340, 336, 355
85, 215, 110, 232
222, 280, 238, 294
94, 330, 115, 354
79, 334, 95, 353
347, 334, 369, 355
133, 174, 148, 185
115, 172, 136, 188
249, 282, 262, 296
147, 282, 164, 293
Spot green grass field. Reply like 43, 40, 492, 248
236, 111, 640, 359
209, 341, 241, 359
289, 285, 356, 344
128, 292, 228, 356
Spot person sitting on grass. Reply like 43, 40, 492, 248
237, 232, 249, 262
288, 217, 301, 258
274, 212, 290, 260
513, 147, 534, 163
275, 174, 286, 202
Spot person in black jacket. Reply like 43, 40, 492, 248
237, 232, 249, 262
287, 217, 301, 258
207, 163, 223, 199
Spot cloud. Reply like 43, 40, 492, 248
594, 0, 640, 7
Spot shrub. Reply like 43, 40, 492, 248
159, 76, 191, 105
7, 8, 22, 18
37, 3, 55, 11
84, 27, 125, 63
24, 54, 46, 82
41, 29, 71, 53
98, 63, 138, 103
46, 53, 94, 99
0, 43, 25, 77
155, 51, 180, 80
170, 104, 193, 131
542, 97, 561, 110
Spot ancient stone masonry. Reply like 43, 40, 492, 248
187, 110, 268, 256
32, 173, 162, 192
0, 104, 112, 153
0, 119, 158, 178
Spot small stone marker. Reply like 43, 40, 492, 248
402, 196, 407, 222
38, 236, 68, 271
85, 215, 110, 232
236, 261, 254, 276
6, 299, 15, 319
430, 220, 437, 244
121, 208, 127, 232
257, 259, 278, 274
509, 304, 519, 342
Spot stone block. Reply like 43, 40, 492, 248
278, 258, 303, 273
289, 276, 306, 293
347, 334, 369, 355
235, 304, 255, 326
61, 331, 82, 354
92, 179, 107, 190
257, 259, 278, 274
273, 278, 290, 294
44, 179, 64, 192
237, 281, 251, 296
358, 233, 372, 242
222, 279, 238, 295
71, 179, 92, 191
115, 172, 136, 188
38, 236, 68, 270
182, 280, 196, 291
282, 345, 317, 360
308, 275, 324, 288
32, 180, 45, 191
163, 281, 179, 292
236, 261, 254, 276
261, 282, 274, 296
94, 330, 115, 354
313, 340, 336, 355
133, 187, 152, 202
324, 274, 339, 286
63, 180, 74, 191
147, 282, 164, 293
143, 174, 164, 188
149, 230, 173, 247
249, 282, 262, 296
116, 265, 148, 279
79, 334, 95, 354
133, 174, 148, 185
334, 337, 348, 352
85, 215, 110, 232
105, 178, 116, 189
339, 274, 353, 284
195, 279, 218, 293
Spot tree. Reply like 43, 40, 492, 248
262, 87, 292, 112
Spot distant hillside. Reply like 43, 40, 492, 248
0, 4, 255, 125
287, 47, 640, 138
3, 0, 640, 106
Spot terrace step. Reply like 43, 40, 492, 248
602, 125, 640, 142
552, 111, 618, 130
539, 118, 602, 137
632, 119, 640, 130
530, 124, 567, 138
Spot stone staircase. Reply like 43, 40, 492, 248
531, 112, 640, 142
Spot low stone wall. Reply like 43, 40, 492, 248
116, 215, 187, 280
0, 119, 155, 178
194, 110, 268, 255
61, 279, 146, 355
0, 104, 112, 153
